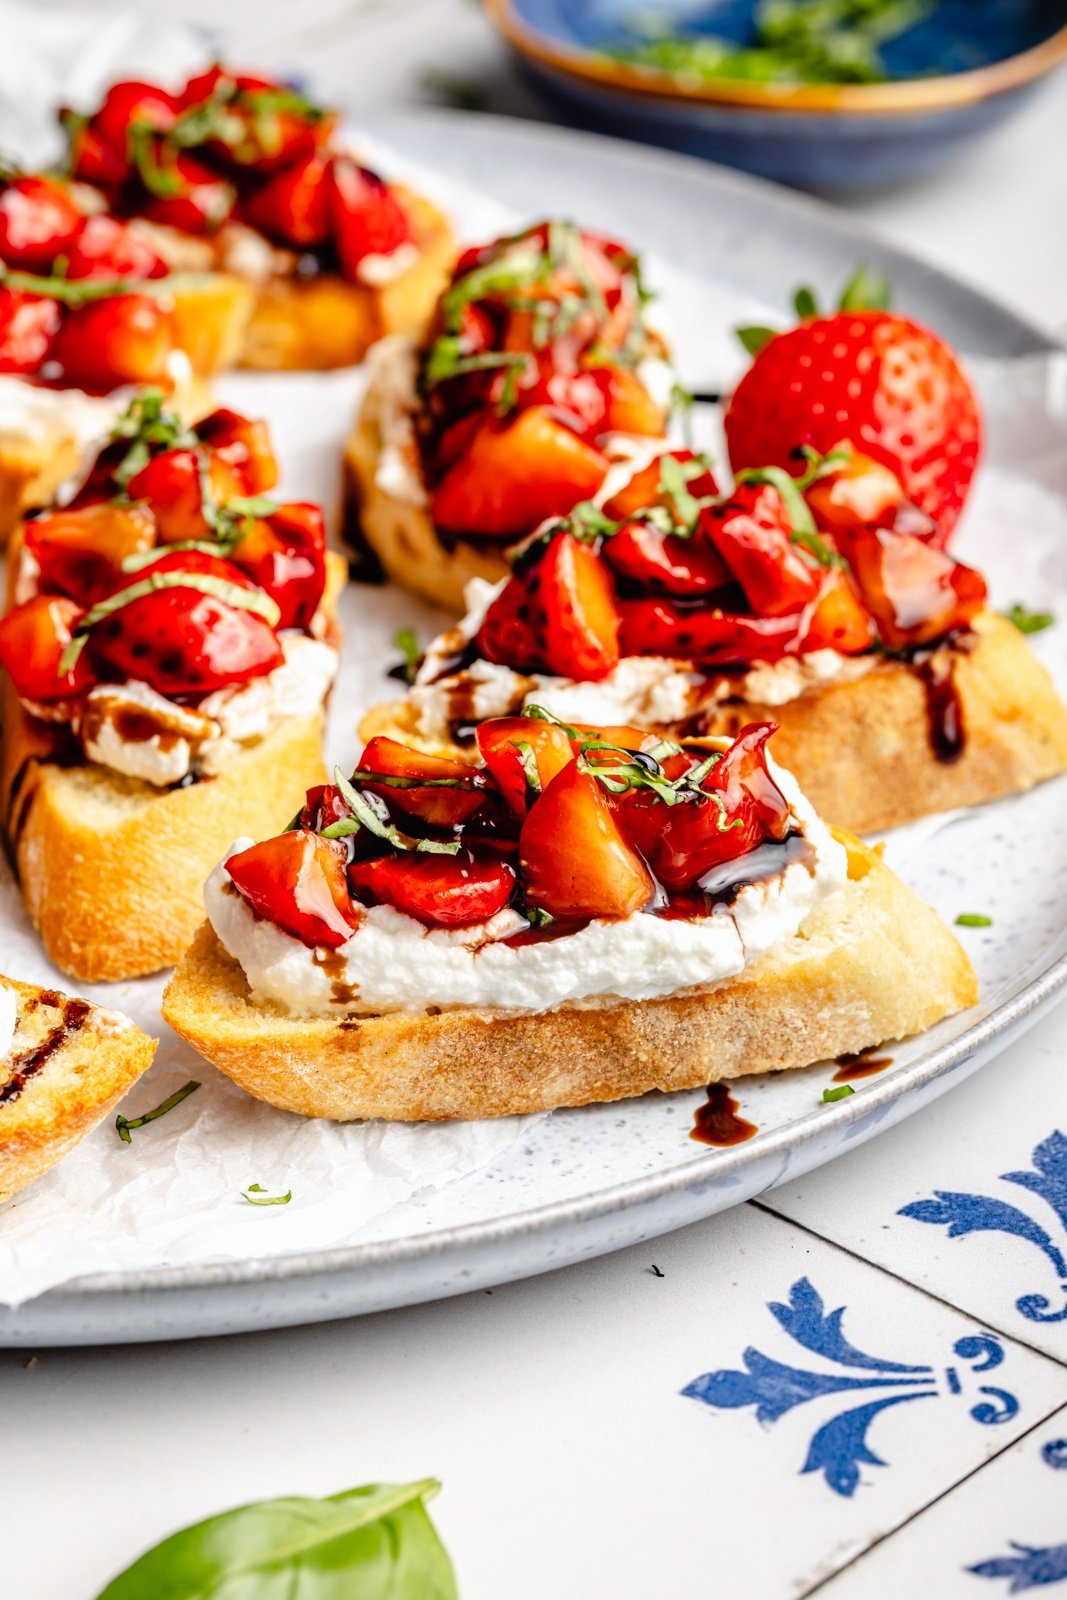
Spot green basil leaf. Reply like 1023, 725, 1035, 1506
1002, 603, 1055, 635
736, 325, 777, 357
94, 1478, 456, 1599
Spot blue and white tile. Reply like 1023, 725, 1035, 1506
815, 1408, 1067, 1598
765, 1004, 1067, 1363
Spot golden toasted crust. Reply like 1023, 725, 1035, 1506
361, 612, 1067, 834
342, 385, 508, 608
0, 975, 156, 1201
162, 835, 977, 1122
167, 272, 257, 375
0, 552, 347, 983
238, 189, 454, 371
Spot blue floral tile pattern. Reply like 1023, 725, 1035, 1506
682, 1278, 1019, 1497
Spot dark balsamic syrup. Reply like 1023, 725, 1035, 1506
691, 1083, 758, 1147
0, 996, 92, 1107
831, 1052, 893, 1084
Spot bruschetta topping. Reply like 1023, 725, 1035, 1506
0, 393, 336, 783
61, 68, 416, 284
208, 715, 848, 1015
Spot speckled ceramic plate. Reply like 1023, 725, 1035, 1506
3, 113, 1065, 1346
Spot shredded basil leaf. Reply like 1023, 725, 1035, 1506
1002, 604, 1055, 635
242, 1183, 292, 1206
822, 1084, 855, 1103
116, 1081, 200, 1144
955, 913, 992, 928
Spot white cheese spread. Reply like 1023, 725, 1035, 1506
205, 760, 848, 1017
0, 376, 124, 454
356, 241, 420, 286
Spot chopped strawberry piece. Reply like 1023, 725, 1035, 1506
87, 550, 284, 696
64, 214, 169, 281
725, 310, 981, 542
708, 723, 791, 836
49, 294, 176, 392
91, 80, 178, 150
126, 448, 244, 543
327, 158, 410, 277
590, 365, 665, 436
476, 717, 573, 816
243, 149, 332, 248
141, 150, 235, 235
25, 501, 156, 603
431, 408, 608, 542
602, 450, 719, 521
603, 517, 729, 597
66, 121, 129, 188
357, 736, 488, 828
231, 503, 326, 631
799, 568, 873, 653
701, 484, 822, 617
617, 598, 803, 666
0, 289, 61, 374
804, 448, 906, 532
0, 593, 95, 702
477, 530, 620, 681
519, 760, 652, 920
227, 831, 358, 949
298, 783, 353, 834
0, 175, 82, 270
348, 850, 515, 929
194, 409, 277, 495
835, 524, 987, 650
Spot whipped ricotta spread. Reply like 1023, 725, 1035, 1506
0, 376, 125, 453
205, 760, 849, 1017
409, 578, 875, 740
356, 241, 420, 286
365, 333, 427, 506
74, 635, 338, 787
0, 982, 16, 1061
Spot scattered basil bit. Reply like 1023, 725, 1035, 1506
327, 768, 461, 855
93, 1477, 457, 1600
822, 1084, 855, 1103
955, 913, 993, 928
1002, 604, 1055, 636
116, 1081, 200, 1144
512, 738, 542, 795
394, 627, 422, 684
242, 1183, 292, 1206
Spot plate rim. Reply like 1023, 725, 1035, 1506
7, 109, 1066, 1316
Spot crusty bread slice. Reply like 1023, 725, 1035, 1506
342, 367, 507, 607
0, 551, 347, 983
162, 834, 977, 1122
238, 189, 454, 371
361, 611, 1067, 836
167, 272, 257, 376
0, 975, 156, 1201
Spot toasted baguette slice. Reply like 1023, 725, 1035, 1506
162, 835, 977, 1122
342, 352, 509, 608
238, 190, 454, 371
361, 612, 1067, 836
0, 550, 347, 983
0, 975, 156, 1201
166, 272, 257, 375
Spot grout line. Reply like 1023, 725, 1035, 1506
796, 1397, 1067, 1598
749, 1198, 1067, 1369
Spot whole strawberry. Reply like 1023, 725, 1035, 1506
724, 269, 981, 545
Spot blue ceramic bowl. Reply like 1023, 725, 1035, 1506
486, 0, 1067, 188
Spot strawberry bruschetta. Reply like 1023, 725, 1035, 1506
0, 391, 345, 981
362, 445, 1067, 835
163, 715, 976, 1120
343, 218, 669, 609
0, 974, 155, 1200
63, 66, 454, 372
0, 164, 230, 543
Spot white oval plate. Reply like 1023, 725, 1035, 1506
2, 111, 1065, 1344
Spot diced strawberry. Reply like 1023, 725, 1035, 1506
799, 568, 873, 653
66, 121, 129, 188
209, 76, 334, 174
804, 448, 906, 532
49, 294, 175, 392
477, 530, 620, 681
476, 717, 573, 816
64, 214, 169, 281
227, 831, 358, 949
834, 524, 987, 650
92, 80, 178, 151
701, 484, 822, 617
347, 849, 515, 929
0, 175, 83, 270
602, 449, 719, 521
243, 149, 331, 248
230, 503, 326, 631
25, 501, 156, 603
0, 593, 95, 702
298, 783, 353, 834
432, 408, 608, 542
357, 736, 489, 829
603, 517, 729, 597
589, 365, 664, 436
519, 760, 652, 920
617, 598, 803, 666
126, 448, 244, 543
140, 150, 235, 235
327, 158, 410, 278
0, 289, 61, 374
194, 409, 277, 495
87, 550, 283, 695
